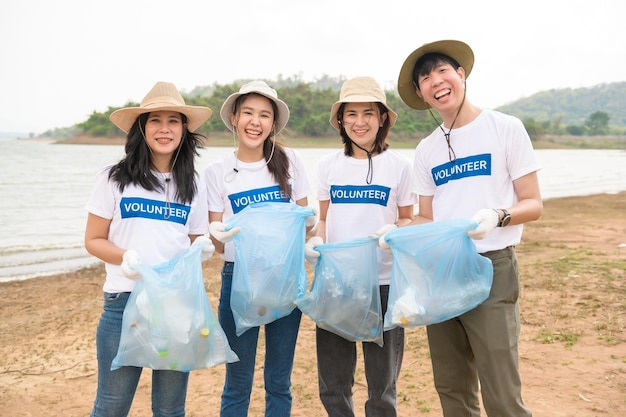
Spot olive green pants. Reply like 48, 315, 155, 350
426, 246, 532, 417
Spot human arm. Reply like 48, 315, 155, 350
295, 197, 317, 233
84, 212, 124, 264
304, 200, 328, 265
208, 211, 227, 254
468, 171, 543, 239
396, 204, 415, 226
405, 195, 434, 226
314, 200, 329, 242
373, 203, 416, 251
504, 171, 543, 226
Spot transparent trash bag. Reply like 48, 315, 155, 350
227, 202, 313, 335
295, 236, 383, 346
383, 218, 493, 330
112, 240, 238, 371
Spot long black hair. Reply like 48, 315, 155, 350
108, 112, 205, 204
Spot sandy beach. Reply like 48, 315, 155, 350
1, 192, 625, 417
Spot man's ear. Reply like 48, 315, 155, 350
457, 66, 466, 81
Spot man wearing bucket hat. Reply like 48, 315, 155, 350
305, 76, 416, 417
85, 81, 213, 417
396, 40, 543, 416
203, 80, 314, 417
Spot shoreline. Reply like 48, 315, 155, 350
2, 190, 625, 285
27, 133, 626, 150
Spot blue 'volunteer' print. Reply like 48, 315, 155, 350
432, 153, 491, 186
228, 185, 291, 214
120, 197, 190, 225
329, 185, 391, 207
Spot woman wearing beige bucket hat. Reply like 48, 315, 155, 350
203, 80, 315, 416
395, 40, 543, 417
85, 81, 214, 417
304, 76, 416, 417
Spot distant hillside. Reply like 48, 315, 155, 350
497, 82, 626, 127
42, 78, 626, 142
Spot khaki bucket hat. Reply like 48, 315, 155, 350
109, 81, 213, 133
329, 76, 398, 130
397, 40, 474, 110
220, 80, 290, 134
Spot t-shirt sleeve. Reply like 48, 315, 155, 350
188, 177, 209, 235
288, 148, 312, 202
204, 162, 226, 213
85, 167, 116, 219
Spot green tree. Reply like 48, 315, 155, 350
584, 111, 610, 135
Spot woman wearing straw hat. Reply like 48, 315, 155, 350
204, 80, 314, 417
304, 76, 416, 417
85, 81, 213, 417
396, 40, 543, 416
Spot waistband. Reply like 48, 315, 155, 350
480, 245, 515, 259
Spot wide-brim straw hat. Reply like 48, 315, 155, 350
329, 76, 397, 130
220, 80, 290, 134
397, 40, 474, 110
109, 81, 213, 133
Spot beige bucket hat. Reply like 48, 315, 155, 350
397, 40, 474, 110
220, 80, 290, 134
109, 81, 213, 133
329, 76, 397, 130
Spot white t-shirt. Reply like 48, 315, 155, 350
413, 108, 541, 253
204, 147, 311, 262
317, 149, 417, 285
85, 167, 209, 293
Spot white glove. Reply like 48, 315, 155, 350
121, 249, 142, 281
209, 221, 240, 243
193, 235, 216, 261
305, 206, 318, 228
467, 208, 499, 240
305, 236, 323, 266
371, 224, 397, 253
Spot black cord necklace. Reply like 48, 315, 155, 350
350, 140, 375, 184
427, 84, 467, 163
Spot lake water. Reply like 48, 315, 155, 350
1, 139, 625, 282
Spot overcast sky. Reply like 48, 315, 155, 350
1, 0, 624, 134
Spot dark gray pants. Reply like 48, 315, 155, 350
316, 285, 404, 417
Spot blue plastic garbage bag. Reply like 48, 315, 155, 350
383, 218, 493, 330
226, 202, 313, 336
295, 236, 383, 346
112, 240, 239, 371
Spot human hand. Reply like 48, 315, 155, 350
371, 224, 397, 253
121, 249, 142, 281
305, 206, 318, 228
467, 209, 499, 240
193, 235, 216, 261
209, 221, 240, 243
305, 236, 323, 266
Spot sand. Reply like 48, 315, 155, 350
1, 192, 625, 417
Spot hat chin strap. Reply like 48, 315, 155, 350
224, 129, 276, 183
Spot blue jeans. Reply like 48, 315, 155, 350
316, 285, 404, 417
90, 291, 189, 417
218, 261, 302, 417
